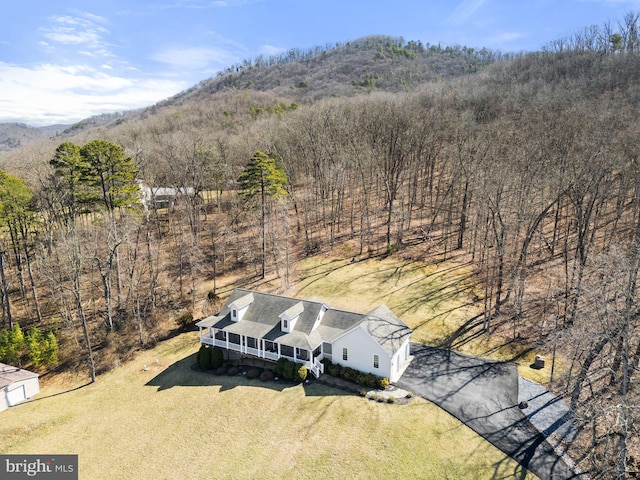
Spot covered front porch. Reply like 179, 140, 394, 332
199, 326, 324, 378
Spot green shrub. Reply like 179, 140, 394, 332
42, 331, 58, 367
0, 324, 26, 365
328, 363, 342, 377
26, 328, 43, 367
282, 360, 296, 381
197, 345, 212, 370
215, 366, 226, 376
247, 368, 261, 380
227, 366, 239, 376
355, 373, 366, 386
274, 358, 288, 377
363, 373, 378, 388
211, 347, 224, 368
196, 347, 202, 366
260, 370, 274, 382
340, 367, 357, 382
359, 389, 367, 397
377, 377, 390, 389
294, 364, 308, 383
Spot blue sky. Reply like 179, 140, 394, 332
1, 0, 638, 126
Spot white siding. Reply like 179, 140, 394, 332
0, 377, 39, 411
388, 338, 411, 382
237, 304, 250, 322
331, 326, 391, 379
7, 385, 26, 406
0, 387, 8, 412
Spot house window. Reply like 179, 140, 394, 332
373, 355, 379, 369
232, 309, 237, 320
283, 319, 288, 329
343, 347, 348, 361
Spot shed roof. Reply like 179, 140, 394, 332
0, 363, 39, 390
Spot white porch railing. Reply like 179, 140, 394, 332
314, 357, 324, 374
306, 361, 319, 378
264, 351, 278, 361
199, 334, 323, 378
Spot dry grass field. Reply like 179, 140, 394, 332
294, 255, 557, 383
0, 331, 536, 479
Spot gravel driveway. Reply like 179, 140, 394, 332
397, 343, 582, 480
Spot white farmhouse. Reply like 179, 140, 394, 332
0, 363, 40, 412
196, 289, 413, 382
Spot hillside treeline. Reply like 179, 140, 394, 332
1, 24, 640, 477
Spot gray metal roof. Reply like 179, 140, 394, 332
0, 363, 39, 390
202, 289, 412, 353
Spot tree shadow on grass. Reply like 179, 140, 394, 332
21, 381, 93, 406
144, 353, 352, 397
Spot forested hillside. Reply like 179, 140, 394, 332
0, 123, 64, 151
1, 22, 640, 478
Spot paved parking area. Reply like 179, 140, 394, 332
397, 344, 582, 480
519, 377, 577, 444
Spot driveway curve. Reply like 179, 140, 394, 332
397, 343, 582, 480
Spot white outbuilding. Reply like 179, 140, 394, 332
0, 362, 40, 412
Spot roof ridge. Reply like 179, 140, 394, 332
235, 288, 326, 307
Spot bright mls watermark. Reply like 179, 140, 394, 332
1, 455, 77, 479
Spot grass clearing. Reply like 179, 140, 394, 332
295, 256, 480, 344
0, 332, 535, 479
294, 255, 553, 381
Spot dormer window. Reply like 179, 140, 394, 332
229, 292, 254, 322
280, 301, 304, 333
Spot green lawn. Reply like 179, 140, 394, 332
1, 332, 535, 479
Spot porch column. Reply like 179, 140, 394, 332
277, 343, 281, 358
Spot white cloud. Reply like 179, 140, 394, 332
175, 0, 260, 7
488, 31, 528, 44
40, 12, 112, 58
0, 62, 188, 126
450, 0, 487, 24
151, 46, 240, 71
259, 44, 286, 56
